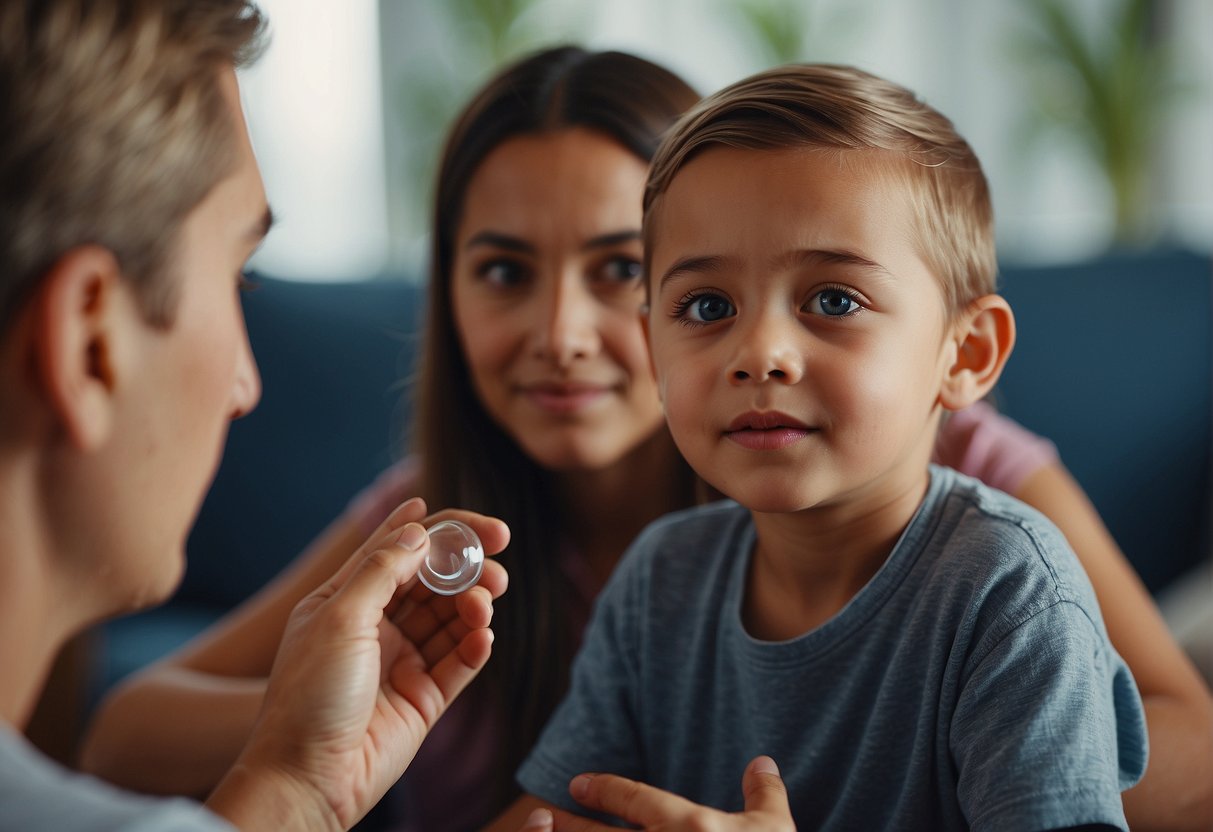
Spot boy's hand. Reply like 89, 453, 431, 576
553, 756, 795, 831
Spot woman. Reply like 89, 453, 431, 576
81, 46, 1211, 831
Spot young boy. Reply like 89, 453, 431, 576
502, 64, 1148, 830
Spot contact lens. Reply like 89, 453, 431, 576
418, 520, 484, 595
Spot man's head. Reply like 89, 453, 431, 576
0, 0, 270, 625
645, 63, 996, 318
0, 0, 266, 329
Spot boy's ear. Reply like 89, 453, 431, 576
30, 245, 129, 450
939, 294, 1015, 411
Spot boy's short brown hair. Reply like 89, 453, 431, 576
0, 0, 265, 329
644, 64, 995, 315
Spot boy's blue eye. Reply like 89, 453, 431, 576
685, 293, 735, 323
809, 288, 861, 317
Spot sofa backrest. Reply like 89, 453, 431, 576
996, 247, 1210, 594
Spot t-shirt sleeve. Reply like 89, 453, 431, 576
951, 599, 1148, 832
933, 400, 1059, 495
516, 541, 648, 814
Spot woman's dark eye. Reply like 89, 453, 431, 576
600, 256, 642, 283
809, 289, 861, 317
478, 260, 528, 287
685, 293, 735, 323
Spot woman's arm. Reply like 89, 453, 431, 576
1014, 463, 1213, 831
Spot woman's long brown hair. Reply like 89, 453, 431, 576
411, 46, 700, 813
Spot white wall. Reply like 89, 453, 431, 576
241, 0, 1213, 280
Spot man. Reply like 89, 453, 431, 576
0, 2, 511, 828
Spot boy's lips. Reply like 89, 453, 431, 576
724, 410, 815, 450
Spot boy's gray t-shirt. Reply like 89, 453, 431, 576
0, 725, 234, 831
518, 466, 1147, 831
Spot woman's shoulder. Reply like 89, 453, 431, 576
933, 400, 1058, 494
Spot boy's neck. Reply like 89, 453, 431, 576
742, 467, 932, 642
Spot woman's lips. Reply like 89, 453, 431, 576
521, 383, 611, 415
724, 411, 815, 450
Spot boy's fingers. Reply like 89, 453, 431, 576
569, 772, 695, 827
520, 807, 554, 831
741, 756, 793, 820
548, 807, 613, 832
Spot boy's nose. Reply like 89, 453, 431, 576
727, 319, 804, 385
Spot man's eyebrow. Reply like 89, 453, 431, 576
658, 254, 729, 290
463, 231, 535, 254
248, 205, 275, 243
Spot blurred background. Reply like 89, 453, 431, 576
240, 0, 1213, 282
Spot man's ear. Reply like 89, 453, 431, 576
939, 294, 1015, 411
31, 245, 128, 450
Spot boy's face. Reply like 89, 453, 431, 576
646, 146, 956, 514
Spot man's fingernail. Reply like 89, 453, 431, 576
752, 756, 779, 776
396, 522, 427, 551
522, 807, 552, 829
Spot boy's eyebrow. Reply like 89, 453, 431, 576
657, 249, 891, 290
658, 254, 729, 290
778, 248, 892, 276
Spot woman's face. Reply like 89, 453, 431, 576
451, 127, 664, 472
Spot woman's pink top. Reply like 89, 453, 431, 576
933, 400, 1058, 495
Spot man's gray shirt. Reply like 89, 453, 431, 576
0, 724, 233, 831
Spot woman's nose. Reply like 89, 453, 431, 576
531, 277, 600, 366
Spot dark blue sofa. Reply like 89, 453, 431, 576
91, 247, 1212, 698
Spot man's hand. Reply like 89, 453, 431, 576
209, 497, 509, 830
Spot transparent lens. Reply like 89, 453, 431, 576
418, 520, 484, 595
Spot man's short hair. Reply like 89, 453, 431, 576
644, 64, 996, 315
0, 0, 266, 329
